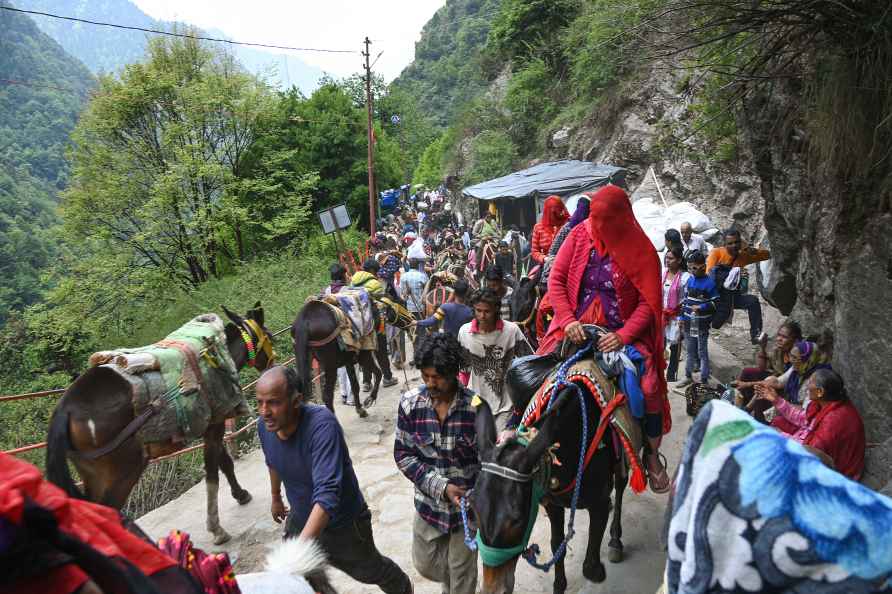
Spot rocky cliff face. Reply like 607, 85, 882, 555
538, 60, 891, 449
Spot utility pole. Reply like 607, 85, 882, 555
362, 36, 376, 236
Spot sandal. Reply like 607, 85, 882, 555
647, 453, 671, 494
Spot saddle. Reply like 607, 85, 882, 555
87, 314, 246, 444
316, 289, 378, 352
506, 329, 646, 494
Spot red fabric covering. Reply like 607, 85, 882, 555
530, 196, 569, 263
0, 452, 176, 594
539, 185, 670, 433
776, 399, 866, 480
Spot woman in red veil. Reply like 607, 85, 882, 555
538, 184, 672, 493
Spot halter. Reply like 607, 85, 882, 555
240, 319, 274, 368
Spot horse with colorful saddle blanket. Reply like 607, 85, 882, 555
86, 313, 248, 444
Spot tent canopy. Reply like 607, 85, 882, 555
462, 160, 626, 201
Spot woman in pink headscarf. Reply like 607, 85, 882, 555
540, 184, 672, 493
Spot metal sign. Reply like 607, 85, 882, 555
317, 204, 352, 235
390, 114, 401, 125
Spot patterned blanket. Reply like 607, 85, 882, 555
319, 288, 377, 351
665, 400, 892, 593
88, 314, 245, 442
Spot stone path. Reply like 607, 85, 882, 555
137, 330, 755, 594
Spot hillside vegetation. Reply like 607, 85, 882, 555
0, 6, 94, 321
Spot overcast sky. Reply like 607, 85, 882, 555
132, 0, 445, 81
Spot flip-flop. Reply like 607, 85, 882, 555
647, 453, 671, 494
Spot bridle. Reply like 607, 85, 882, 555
238, 318, 275, 368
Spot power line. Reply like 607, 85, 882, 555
0, 4, 358, 54
0, 77, 90, 95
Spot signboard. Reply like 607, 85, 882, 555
317, 204, 351, 235
333, 204, 350, 229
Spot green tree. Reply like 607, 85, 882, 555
413, 134, 448, 187
62, 33, 312, 292
467, 130, 517, 184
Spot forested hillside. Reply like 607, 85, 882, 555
14, 0, 324, 93
0, 6, 94, 320
391, 0, 501, 128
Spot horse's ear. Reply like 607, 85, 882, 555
221, 305, 243, 326
252, 301, 265, 326
523, 386, 574, 470
474, 396, 497, 460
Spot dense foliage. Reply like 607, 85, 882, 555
394, 0, 657, 186
390, 0, 502, 128
0, 7, 94, 322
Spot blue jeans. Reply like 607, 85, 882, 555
685, 323, 711, 382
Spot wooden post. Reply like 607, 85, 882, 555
363, 37, 376, 236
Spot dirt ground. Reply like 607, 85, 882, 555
137, 309, 780, 593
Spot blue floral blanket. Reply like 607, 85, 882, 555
665, 401, 892, 593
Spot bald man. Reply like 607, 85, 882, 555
256, 366, 412, 594
680, 221, 707, 256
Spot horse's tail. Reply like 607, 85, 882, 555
266, 537, 335, 593
293, 307, 313, 387
45, 397, 84, 499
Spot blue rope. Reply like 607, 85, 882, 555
522, 342, 592, 571
460, 495, 477, 551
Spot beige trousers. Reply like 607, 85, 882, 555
412, 513, 478, 594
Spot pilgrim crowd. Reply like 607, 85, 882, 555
247, 184, 869, 594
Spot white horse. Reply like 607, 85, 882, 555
236, 537, 334, 594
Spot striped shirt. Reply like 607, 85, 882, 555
394, 385, 479, 533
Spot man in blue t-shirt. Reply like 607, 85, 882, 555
414, 278, 474, 338
256, 366, 412, 594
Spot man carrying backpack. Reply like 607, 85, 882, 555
706, 228, 771, 344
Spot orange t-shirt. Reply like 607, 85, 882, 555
706, 246, 770, 271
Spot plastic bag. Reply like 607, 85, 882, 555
505, 353, 561, 411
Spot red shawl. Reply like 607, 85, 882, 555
539, 185, 670, 433
531, 196, 569, 264
541, 195, 569, 227
0, 452, 176, 594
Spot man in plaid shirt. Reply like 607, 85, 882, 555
394, 333, 479, 594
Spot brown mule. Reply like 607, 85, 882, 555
46, 302, 275, 545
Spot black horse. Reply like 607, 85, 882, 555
470, 388, 627, 594
292, 299, 382, 418
510, 266, 543, 350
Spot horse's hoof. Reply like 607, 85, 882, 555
582, 561, 606, 583
608, 546, 623, 563
235, 490, 252, 505
213, 530, 231, 545
357, 407, 369, 418
363, 396, 377, 408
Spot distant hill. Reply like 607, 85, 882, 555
0, 5, 95, 318
14, 0, 324, 94
390, 0, 501, 127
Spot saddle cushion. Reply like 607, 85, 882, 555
319, 291, 377, 352
522, 357, 645, 492
88, 314, 246, 443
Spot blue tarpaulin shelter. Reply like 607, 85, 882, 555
462, 160, 626, 230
